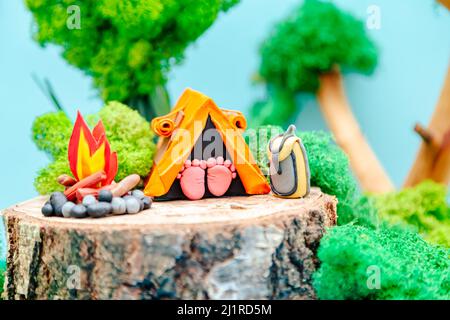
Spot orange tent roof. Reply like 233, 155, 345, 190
144, 88, 270, 197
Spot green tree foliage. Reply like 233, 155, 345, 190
373, 181, 450, 247
32, 102, 155, 194
314, 224, 450, 300
251, 0, 378, 126
260, 0, 377, 92
26, 0, 240, 119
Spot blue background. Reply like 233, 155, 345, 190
0, 0, 449, 255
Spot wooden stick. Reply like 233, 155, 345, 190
413, 123, 444, 151
64, 171, 106, 200
57, 174, 77, 187
75, 184, 116, 203
111, 174, 141, 197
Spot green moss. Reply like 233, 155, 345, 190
313, 224, 450, 300
299, 132, 356, 214
34, 157, 71, 195
33, 102, 155, 194
32, 111, 72, 158
87, 102, 155, 181
373, 181, 450, 247
299, 131, 380, 227
245, 128, 449, 301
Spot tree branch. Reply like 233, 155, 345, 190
438, 0, 450, 11
414, 123, 433, 144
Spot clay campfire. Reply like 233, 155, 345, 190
41, 112, 152, 218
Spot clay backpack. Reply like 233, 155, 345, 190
268, 125, 310, 198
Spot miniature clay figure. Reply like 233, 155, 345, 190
144, 88, 270, 200
268, 125, 310, 198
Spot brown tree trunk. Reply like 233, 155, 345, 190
404, 64, 450, 187
126, 85, 171, 121
2, 189, 336, 300
317, 70, 394, 193
438, 0, 450, 10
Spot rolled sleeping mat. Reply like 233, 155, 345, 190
229, 114, 247, 130
267, 125, 310, 198
224, 111, 247, 130
152, 118, 175, 137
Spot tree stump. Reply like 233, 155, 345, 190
1, 188, 336, 300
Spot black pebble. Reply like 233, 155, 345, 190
125, 195, 145, 211
87, 202, 112, 218
70, 204, 88, 219
50, 191, 66, 201
50, 192, 67, 216
142, 197, 152, 210
98, 190, 113, 203
41, 202, 54, 217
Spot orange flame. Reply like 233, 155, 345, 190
68, 111, 118, 186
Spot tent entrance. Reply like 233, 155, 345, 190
155, 116, 247, 201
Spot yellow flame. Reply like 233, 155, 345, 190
76, 131, 106, 180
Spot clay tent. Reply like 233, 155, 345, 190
144, 88, 270, 200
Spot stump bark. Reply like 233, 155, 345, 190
1, 188, 336, 300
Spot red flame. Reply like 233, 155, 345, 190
68, 111, 118, 186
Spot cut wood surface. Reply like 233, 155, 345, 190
2, 188, 336, 300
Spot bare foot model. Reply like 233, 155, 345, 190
206, 156, 237, 197
177, 159, 207, 200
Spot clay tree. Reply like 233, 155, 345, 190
251, 0, 393, 193
404, 1, 450, 187
26, 0, 240, 120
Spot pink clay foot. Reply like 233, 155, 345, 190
177, 159, 206, 200
206, 157, 236, 197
